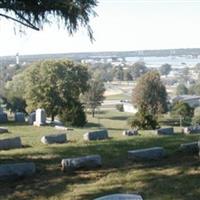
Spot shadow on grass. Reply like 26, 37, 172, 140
85, 122, 102, 128
0, 135, 200, 200
103, 116, 129, 121
0, 122, 29, 127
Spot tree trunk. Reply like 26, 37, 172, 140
92, 109, 95, 118
51, 114, 55, 122
180, 115, 182, 127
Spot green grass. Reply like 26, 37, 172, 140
0, 110, 200, 200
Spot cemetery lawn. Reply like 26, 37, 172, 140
0, 110, 200, 200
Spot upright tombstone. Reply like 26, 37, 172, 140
0, 112, 8, 123
94, 194, 143, 200
0, 107, 3, 113
33, 109, 46, 126
28, 112, 36, 125
183, 126, 200, 135
15, 112, 25, 123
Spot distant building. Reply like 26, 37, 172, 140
172, 95, 200, 107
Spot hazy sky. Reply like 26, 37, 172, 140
1, 0, 200, 56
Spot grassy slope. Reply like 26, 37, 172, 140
0, 110, 200, 200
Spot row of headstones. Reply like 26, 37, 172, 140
0, 108, 46, 125
1, 128, 200, 200
0, 126, 185, 147
1, 140, 199, 199
0, 112, 25, 123
124, 126, 200, 136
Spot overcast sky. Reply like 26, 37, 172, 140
1, 0, 200, 56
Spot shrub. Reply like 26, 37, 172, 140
116, 104, 124, 112
128, 112, 159, 130
192, 115, 200, 125
59, 102, 87, 127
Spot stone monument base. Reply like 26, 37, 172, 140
33, 121, 46, 127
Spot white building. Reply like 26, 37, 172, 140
172, 95, 200, 107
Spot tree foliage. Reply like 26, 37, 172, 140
133, 71, 168, 116
4, 72, 27, 113
130, 61, 148, 80
188, 83, 200, 95
132, 71, 167, 130
4, 96, 27, 114
176, 83, 188, 95
6, 60, 90, 122
82, 79, 105, 117
59, 100, 86, 127
0, 0, 98, 40
171, 101, 193, 126
128, 112, 159, 130
160, 63, 172, 76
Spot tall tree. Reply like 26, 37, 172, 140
0, 0, 97, 40
133, 71, 168, 117
7, 60, 90, 122
82, 79, 105, 117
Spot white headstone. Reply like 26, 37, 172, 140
33, 109, 46, 126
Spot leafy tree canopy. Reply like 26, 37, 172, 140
130, 61, 148, 80
81, 78, 105, 117
133, 70, 168, 116
171, 101, 193, 126
0, 0, 98, 40
6, 59, 90, 121
160, 63, 172, 76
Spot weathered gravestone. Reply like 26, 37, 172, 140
0, 112, 8, 123
122, 129, 138, 136
28, 112, 36, 125
0, 162, 36, 180
0, 137, 22, 150
180, 142, 199, 154
33, 109, 46, 126
61, 154, 102, 171
156, 127, 174, 135
41, 133, 67, 144
15, 112, 25, 123
183, 126, 200, 134
84, 129, 108, 141
0, 127, 8, 134
94, 194, 143, 200
128, 147, 166, 160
